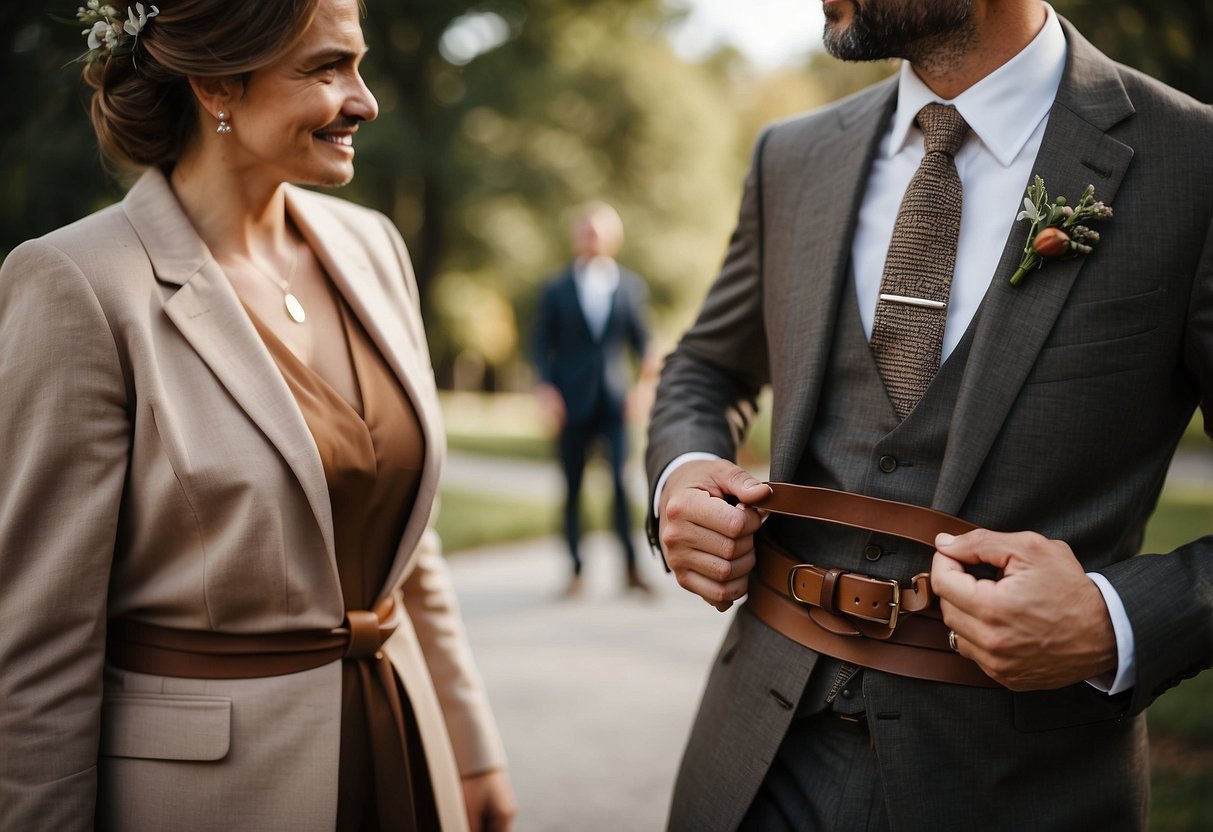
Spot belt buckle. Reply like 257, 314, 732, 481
788, 566, 902, 630
851, 577, 900, 629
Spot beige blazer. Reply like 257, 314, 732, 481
0, 169, 506, 830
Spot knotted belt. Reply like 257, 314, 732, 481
745, 483, 1001, 688
106, 591, 403, 679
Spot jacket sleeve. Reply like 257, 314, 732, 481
644, 130, 772, 534
372, 212, 508, 777
531, 282, 558, 386
1099, 211, 1213, 715
398, 529, 508, 777
0, 240, 130, 829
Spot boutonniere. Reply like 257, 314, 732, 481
1009, 175, 1112, 286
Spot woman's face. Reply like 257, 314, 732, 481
221, 0, 378, 188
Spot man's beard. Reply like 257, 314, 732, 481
823, 0, 976, 66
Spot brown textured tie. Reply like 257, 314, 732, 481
870, 103, 970, 419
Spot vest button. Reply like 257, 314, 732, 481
864, 544, 882, 561
878, 455, 898, 473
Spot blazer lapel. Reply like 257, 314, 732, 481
123, 171, 339, 561
286, 188, 445, 597
934, 21, 1136, 514
770, 80, 897, 480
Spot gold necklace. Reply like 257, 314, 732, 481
249, 241, 305, 324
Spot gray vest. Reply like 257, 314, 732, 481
766, 281, 975, 584
771, 281, 977, 713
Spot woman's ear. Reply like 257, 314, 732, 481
186, 76, 240, 127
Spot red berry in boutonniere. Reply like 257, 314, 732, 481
1009, 176, 1112, 286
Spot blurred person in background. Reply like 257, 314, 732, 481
533, 202, 656, 597
0, 1, 515, 829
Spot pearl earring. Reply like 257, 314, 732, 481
216, 110, 232, 135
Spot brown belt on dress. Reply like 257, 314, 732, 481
106, 592, 402, 679
744, 483, 1001, 688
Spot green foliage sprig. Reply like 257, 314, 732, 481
1009, 175, 1112, 286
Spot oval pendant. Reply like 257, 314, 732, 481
284, 292, 306, 324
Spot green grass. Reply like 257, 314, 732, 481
434, 486, 646, 554
442, 391, 554, 461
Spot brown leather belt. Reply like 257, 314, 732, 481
745, 483, 1000, 688
107, 592, 402, 679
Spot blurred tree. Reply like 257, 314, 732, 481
0, 7, 124, 260
349, 0, 744, 386
4, 1, 1205, 388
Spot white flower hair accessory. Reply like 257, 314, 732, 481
74, 1, 158, 63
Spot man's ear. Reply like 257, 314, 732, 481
186, 75, 241, 124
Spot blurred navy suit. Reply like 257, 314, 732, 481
533, 263, 649, 576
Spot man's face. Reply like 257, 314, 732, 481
822, 0, 975, 63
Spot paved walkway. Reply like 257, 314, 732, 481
447, 532, 730, 832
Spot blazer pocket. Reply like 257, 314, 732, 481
1012, 684, 1129, 732
100, 692, 231, 761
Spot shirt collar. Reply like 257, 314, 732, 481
886, 3, 1066, 167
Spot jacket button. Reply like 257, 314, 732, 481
864, 544, 882, 562
878, 455, 898, 473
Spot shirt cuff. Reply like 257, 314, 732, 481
1085, 572, 1136, 695
652, 452, 723, 517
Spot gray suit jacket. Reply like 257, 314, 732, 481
647, 19, 1213, 831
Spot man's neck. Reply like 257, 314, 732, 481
911, 1, 1048, 100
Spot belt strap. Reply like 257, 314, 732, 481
744, 484, 999, 688
107, 593, 402, 679
749, 482, 977, 545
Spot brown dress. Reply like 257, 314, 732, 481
247, 291, 440, 831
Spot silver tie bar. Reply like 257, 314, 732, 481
879, 293, 946, 310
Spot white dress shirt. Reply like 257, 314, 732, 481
574, 256, 620, 341
656, 5, 1135, 693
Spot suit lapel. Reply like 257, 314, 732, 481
286, 188, 445, 597
933, 21, 1136, 514
123, 171, 340, 563
770, 81, 897, 480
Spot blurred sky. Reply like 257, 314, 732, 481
669, 0, 826, 68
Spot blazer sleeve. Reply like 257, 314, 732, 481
624, 273, 651, 359
0, 240, 130, 829
373, 212, 508, 776
531, 281, 559, 386
398, 527, 508, 776
1099, 212, 1213, 716
644, 130, 772, 528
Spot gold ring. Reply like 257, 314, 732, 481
948, 629, 959, 652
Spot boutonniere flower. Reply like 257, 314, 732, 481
1009, 175, 1112, 286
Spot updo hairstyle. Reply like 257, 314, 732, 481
82, 0, 320, 171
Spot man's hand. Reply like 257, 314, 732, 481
462, 768, 517, 832
658, 460, 771, 612
534, 383, 566, 431
931, 529, 1118, 690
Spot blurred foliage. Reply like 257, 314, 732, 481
1051, 0, 1213, 104
1, 1, 1206, 389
